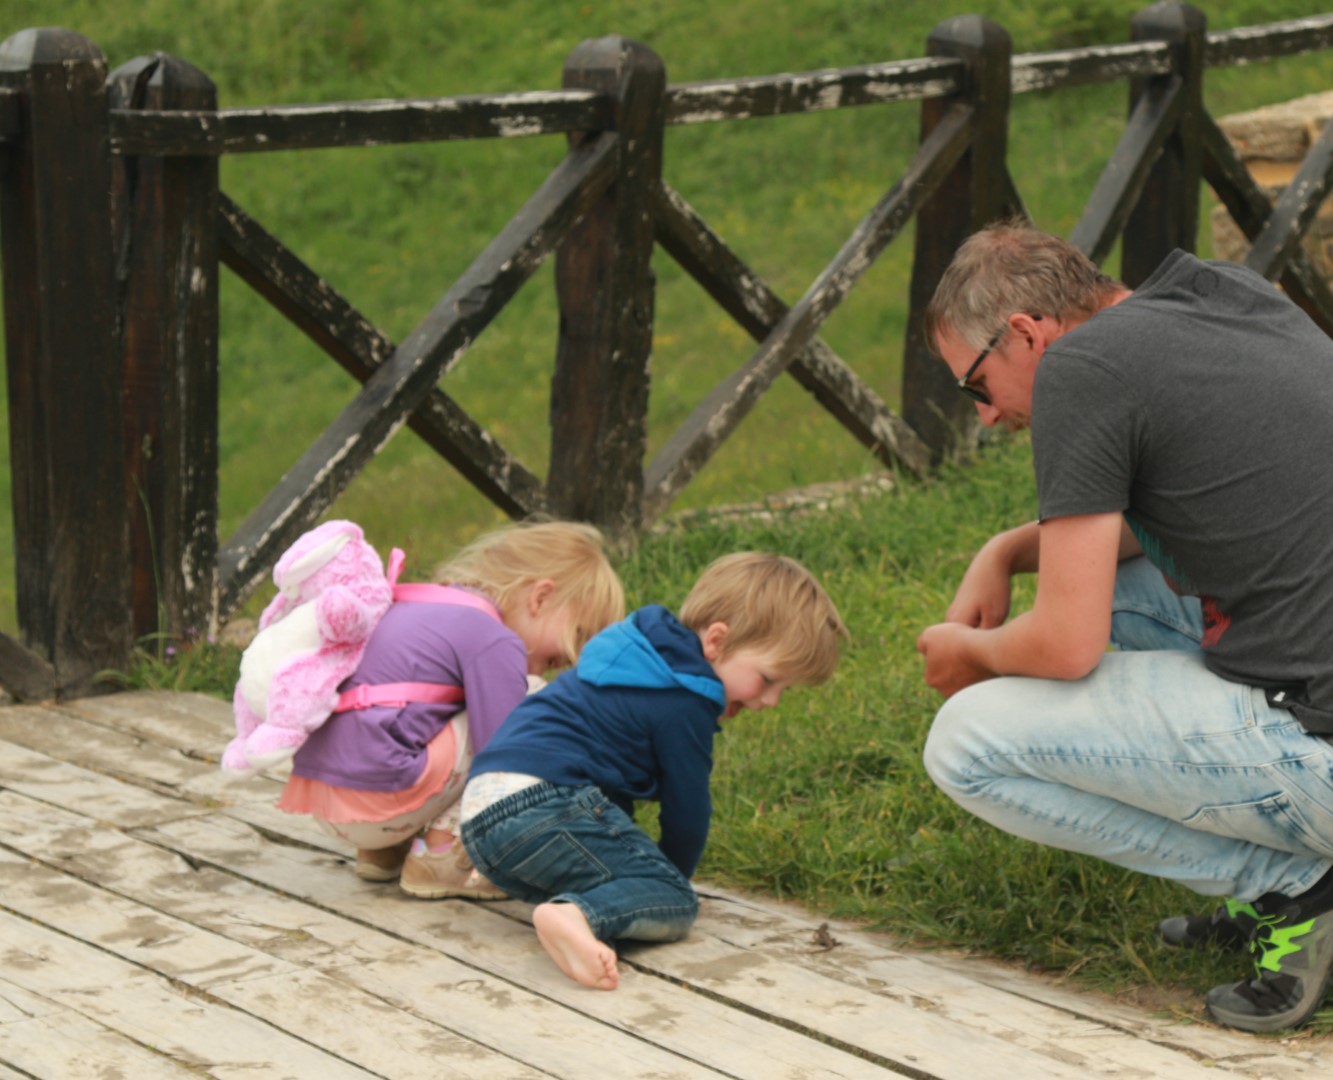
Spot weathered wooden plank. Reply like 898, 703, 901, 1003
606, 908, 1246, 1080
102, 16, 1333, 155
0, 629, 55, 702
1243, 111, 1333, 283
1204, 14, 1333, 69
0, 793, 383, 970
644, 101, 973, 519
0, 85, 19, 141
1200, 111, 1333, 334
0, 796, 734, 1078
6, 692, 1333, 1079
692, 888, 1333, 1080
1068, 74, 1185, 266
0, 28, 133, 696
0, 983, 203, 1080
0, 738, 212, 828
0, 912, 383, 1079
665, 56, 962, 124
216, 130, 617, 617
902, 17, 1012, 463
547, 38, 663, 537
1121, 4, 1205, 286
1013, 16, 1333, 95
926, 963, 1333, 1080
111, 88, 613, 155
0, 848, 559, 1080
5, 791, 633, 1080
1011, 40, 1170, 94
141, 812, 916, 1080
58, 687, 235, 753
216, 192, 545, 551
653, 181, 930, 479
191, 793, 1329, 1080
0, 703, 282, 807
109, 54, 221, 645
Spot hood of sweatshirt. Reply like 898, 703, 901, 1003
575, 604, 724, 706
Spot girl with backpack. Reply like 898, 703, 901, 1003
275, 520, 623, 899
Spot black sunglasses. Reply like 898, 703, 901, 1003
955, 314, 1042, 406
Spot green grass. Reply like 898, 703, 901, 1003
117, 432, 1332, 1030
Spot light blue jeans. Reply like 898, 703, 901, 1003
461, 782, 698, 943
923, 556, 1333, 902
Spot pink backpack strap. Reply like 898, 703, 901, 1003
386, 547, 406, 585
391, 583, 502, 622
334, 682, 464, 713
331, 582, 502, 713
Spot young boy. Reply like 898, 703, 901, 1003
459, 551, 848, 990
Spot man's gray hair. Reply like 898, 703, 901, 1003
924, 220, 1122, 353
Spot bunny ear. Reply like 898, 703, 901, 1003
387, 547, 406, 585
281, 530, 353, 588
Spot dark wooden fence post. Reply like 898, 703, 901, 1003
547, 37, 665, 542
901, 17, 1012, 462
0, 29, 132, 696
1121, 2, 1206, 286
108, 54, 221, 645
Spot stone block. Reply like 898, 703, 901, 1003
1210, 90, 1333, 278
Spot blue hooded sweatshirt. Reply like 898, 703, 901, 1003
467, 605, 725, 877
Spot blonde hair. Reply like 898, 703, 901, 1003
436, 519, 624, 662
678, 552, 848, 686
924, 219, 1122, 353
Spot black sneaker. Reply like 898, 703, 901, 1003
1206, 905, 1333, 1032
1158, 898, 1259, 950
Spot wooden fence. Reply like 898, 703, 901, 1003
0, 3, 1331, 700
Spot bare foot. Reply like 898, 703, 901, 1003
532, 902, 619, 990
421, 827, 456, 850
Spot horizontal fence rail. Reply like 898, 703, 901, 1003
109, 89, 614, 155
1, 6, 1331, 700
103, 15, 1333, 157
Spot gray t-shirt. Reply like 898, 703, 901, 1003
1032, 250, 1333, 734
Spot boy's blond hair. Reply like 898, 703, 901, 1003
436, 519, 624, 663
678, 552, 848, 685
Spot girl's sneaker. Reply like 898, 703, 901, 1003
355, 837, 414, 882
399, 838, 508, 900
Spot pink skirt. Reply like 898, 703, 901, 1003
275, 723, 457, 824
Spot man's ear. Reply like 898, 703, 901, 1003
1010, 311, 1046, 354
700, 621, 729, 661
528, 578, 556, 614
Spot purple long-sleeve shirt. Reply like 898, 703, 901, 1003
290, 597, 529, 791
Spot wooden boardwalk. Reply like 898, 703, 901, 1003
1, 690, 1331, 1079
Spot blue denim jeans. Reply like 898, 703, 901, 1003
923, 556, 1333, 902
460, 782, 698, 943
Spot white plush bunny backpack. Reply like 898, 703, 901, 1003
221, 520, 394, 774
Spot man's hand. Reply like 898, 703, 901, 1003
917, 622, 993, 697
919, 512, 1125, 696
945, 552, 1015, 629
943, 522, 1041, 628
